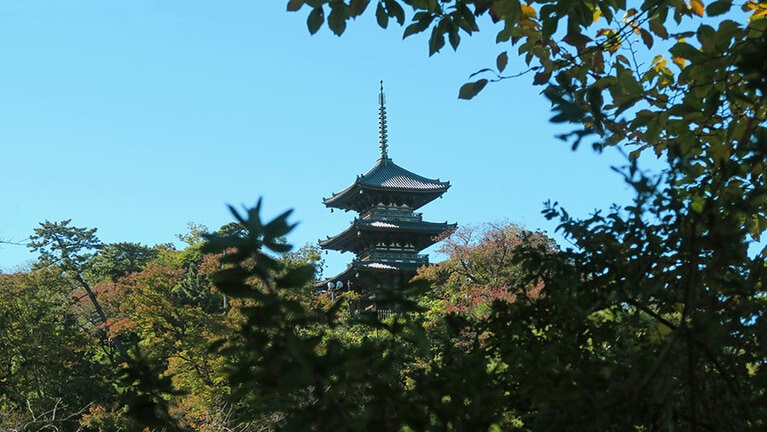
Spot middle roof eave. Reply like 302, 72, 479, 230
319, 219, 457, 250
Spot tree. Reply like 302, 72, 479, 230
0, 270, 112, 431
283, 1, 767, 430
101, 261, 235, 429
176, 201, 441, 431
87, 242, 159, 283
12, 2, 767, 429
27, 220, 129, 360
467, 162, 767, 430
416, 221, 550, 318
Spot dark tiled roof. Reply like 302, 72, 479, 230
315, 260, 425, 289
323, 157, 450, 210
319, 219, 456, 251
359, 158, 449, 190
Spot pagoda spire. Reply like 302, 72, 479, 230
378, 80, 389, 160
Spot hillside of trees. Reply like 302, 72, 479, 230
3, 0, 767, 430
0, 210, 549, 430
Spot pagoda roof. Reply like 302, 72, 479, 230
319, 218, 456, 252
323, 157, 450, 211
316, 259, 425, 290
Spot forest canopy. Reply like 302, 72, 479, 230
2, 0, 767, 430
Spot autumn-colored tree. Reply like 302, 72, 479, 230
9, 2, 767, 429
417, 221, 549, 318
100, 262, 235, 429
0, 270, 111, 430
18, 220, 244, 430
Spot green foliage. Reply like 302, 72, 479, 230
8, 2, 767, 429
485, 161, 767, 430
416, 221, 550, 328
87, 242, 159, 283
0, 270, 113, 430
283, 1, 767, 429
198, 200, 503, 431
26, 219, 124, 360
17, 219, 244, 430
28, 219, 101, 274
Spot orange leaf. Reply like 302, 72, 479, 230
690, 0, 705, 16
521, 4, 537, 18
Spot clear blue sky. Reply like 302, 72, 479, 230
0, 1, 642, 275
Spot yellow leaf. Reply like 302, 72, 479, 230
690, 0, 705, 16
521, 4, 537, 18
745, 0, 767, 13
750, 6, 767, 21
593, 9, 602, 23
672, 56, 687, 69
596, 28, 615, 37
657, 322, 672, 338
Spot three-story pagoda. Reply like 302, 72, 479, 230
320, 83, 456, 295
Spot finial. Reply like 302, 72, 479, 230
378, 80, 389, 160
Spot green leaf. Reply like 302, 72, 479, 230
263, 209, 296, 239
496, 51, 508, 72
327, 3, 348, 35
458, 79, 488, 99
307, 7, 325, 34
669, 42, 705, 63
649, 19, 669, 39
264, 241, 293, 254
275, 264, 316, 288
448, 25, 460, 50
533, 69, 551, 85
384, 0, 405, 25
562, 32, 592, 52
489, 0, 520, 22
349, 0, 370, 16
541, 5, 558, 38
454, 2, 478, 33
587, 86, 604, 114
428, 21, 446, 55
639, 27, 654, 49
376, 2, 389, 28
403, 14, 433, 38
691, 196, 706, 213
748, 214, 767, 241
597, 3, 614, 23
706, 0, 731, 17
697, 24, 716, 53
287, 0, 304, 12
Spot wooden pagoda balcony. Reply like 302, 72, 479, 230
359, 250, 429, 265
360, 206, 423, 222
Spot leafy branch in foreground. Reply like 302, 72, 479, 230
199, 199, 430, 431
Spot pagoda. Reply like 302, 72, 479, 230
319, 82, 456, 297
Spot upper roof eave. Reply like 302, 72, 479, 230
322, 157, 450, 209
